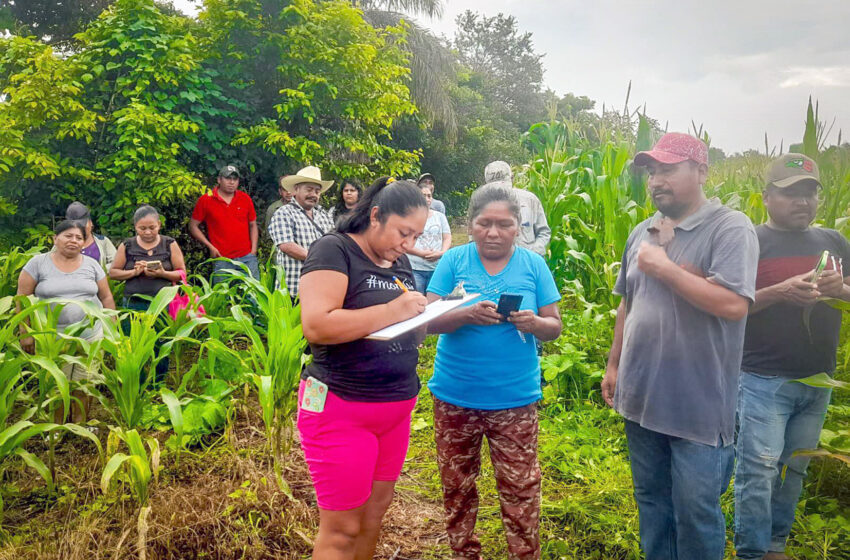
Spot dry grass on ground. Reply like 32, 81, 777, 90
0, 400, 445, 560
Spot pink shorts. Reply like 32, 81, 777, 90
297, 380, 417, 511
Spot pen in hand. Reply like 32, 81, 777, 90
392, 276, 409, 293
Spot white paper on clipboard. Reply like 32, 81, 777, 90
366, 293, 480, 341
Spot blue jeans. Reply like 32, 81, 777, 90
412, 269, 433, 294
733, 371, 832, 558
624, 419, 734, 560
212, 253, 259, 285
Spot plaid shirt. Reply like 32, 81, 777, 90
267, 200, 334, 295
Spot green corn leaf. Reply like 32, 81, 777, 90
789, 372, 849, 390
14, 447, 54, 491
27, 355, 71, 420
790, 447, 850, 467
101, 452, 133, 494
160, 388, 184, 462
61, 423, 103, 458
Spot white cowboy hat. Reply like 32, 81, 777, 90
280, 166, 334, 193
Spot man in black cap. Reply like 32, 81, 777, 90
65, 201, 117, 268
418, 173, 446, 214
189, 165, 259, 282
735, 154, 850, 560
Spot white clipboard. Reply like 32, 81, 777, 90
366, 293, 480, 341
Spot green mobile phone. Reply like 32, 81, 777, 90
811, 250, 830, 283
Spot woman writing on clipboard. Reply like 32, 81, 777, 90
298, 177, 428, 559
425, 185, 562, 560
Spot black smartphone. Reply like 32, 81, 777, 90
496, 294, 523, 321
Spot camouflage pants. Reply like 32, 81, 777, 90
433, 397, 541, 560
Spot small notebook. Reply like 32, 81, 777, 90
366, 293, 480, 341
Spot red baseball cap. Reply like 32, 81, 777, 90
634, 132, 708, 167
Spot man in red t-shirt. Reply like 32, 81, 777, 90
189, 165, 259, 282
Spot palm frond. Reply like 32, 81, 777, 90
363, 9, 458, 139
359, 0, 443, 19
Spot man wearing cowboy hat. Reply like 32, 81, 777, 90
268, 165, 335, 297
189, 164, 260, 282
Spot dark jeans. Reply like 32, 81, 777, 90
624, 419, 734, 560
212, 253, 259, 285
122, 297, 169, 385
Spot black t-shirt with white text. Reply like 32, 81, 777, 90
300, 231, 421, 401
743, 225, 850, 378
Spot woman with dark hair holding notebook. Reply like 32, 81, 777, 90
425, 184, 562, 560
297, 177, 429, 559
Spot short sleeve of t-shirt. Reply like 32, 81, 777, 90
533, 253, 560, 308
93, 258, 106, 282
191, 195, 208, 222
614, 226, 641, 298
22, 253, 42, 281
705, 215, 759, 302
438, 212, 451, 234
830, 230, 850, 276
301, 232, 351, 276
245, 196, 257, 222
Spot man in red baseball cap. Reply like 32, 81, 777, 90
603, 133, 759, 559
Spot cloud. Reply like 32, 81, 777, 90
169, 0, 850, 153
780, 66, 850, 89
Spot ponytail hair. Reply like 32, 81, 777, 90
337, 177, 427, 234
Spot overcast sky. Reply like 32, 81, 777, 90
173, 0, 850, 154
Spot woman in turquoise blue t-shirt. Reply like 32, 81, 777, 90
425, 184, 561, 560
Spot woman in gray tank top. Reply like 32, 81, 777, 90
17, 220, 116, 423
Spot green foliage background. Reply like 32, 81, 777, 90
0, 0, 421, 254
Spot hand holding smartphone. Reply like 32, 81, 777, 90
497, 293, 527, 343
496, 294, 523, 321
810, 250, 830, 284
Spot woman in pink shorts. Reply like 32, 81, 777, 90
299, 177, 430, 559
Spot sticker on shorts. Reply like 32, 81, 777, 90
301, 376, 328, 413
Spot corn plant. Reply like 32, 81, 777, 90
12, 296, 80, 421
101, 427, 161, 505
0, 297, 103, 515
101, 427, 160, 560
217, 264, 307, 491
1, 420, 102, 515
519, 121, 649, 306
91, 287, 181, 429
0, 245, 43, 298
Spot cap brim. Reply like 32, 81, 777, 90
634, 150, 690, 167
219, 172, 240, 179
771, 175, 822, 189
417, 173, 435, 183
280, 175, 334, 194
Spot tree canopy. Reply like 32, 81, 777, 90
0, 0, 608, 248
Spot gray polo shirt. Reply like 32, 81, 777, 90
613, 199, 758, 446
